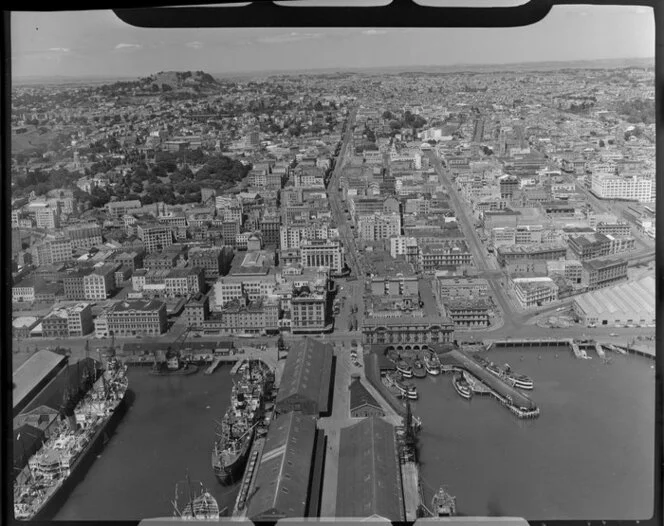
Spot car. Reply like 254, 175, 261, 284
609, 333, 618, 337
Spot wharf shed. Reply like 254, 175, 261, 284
246, 412, 322, 521
349, 375, 385, 418
16, 357, 100, 422
13, 349, 68, 417
336, 417, 405, 522
276, 338, 333, 416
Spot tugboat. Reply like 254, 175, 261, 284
432, 486, 457, 517
396, 360, 413, 378
452, 374, 472, 400
174, 476, 220, 519
423, 351, 440, 375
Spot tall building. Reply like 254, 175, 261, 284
136, 223, 173, 253
290, 284, 328, 333
64, 223, 103, 250
34, 205, 60, 230
32, 238, 73, 266
591, 172, 652, 202
106, 299, 167, 336
83, 264, 117, 300
299, 239, 344, 273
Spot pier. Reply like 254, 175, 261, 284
232, 436, 266, 518
401, 461, 420, 521
203, 356, 223, 375
440, 349, 539, 416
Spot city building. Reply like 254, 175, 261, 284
581, 257, 628, 291
299, 239, 344, 273
591, 172, 652, 202
510, 276, 559, 309
216, 296, 279, 335
83, 264, 117, 300
32, 238, 73, 266
348, 376, 385, 418
106, 299, 168, 337
183, 292, 210, 327
290, 283, 328, 333
496, 244, 568, 267
136, 223, 174, 253
188, 246, 234, 280
442, 298, 491, 328
419, 241, 473, 272
64, 223, 103, 250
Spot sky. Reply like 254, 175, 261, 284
11, 5, 655, 79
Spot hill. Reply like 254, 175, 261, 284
140, 70, 219, 91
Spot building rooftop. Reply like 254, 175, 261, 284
336, 417, 405, 521
247, 412, 318, 521
13, 350, 68, 414
108, 299, 164, 313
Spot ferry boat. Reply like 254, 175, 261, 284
486, 361, 502, 377
432, 486, 457, 517
396, 360, 413, 378
452, 374, 472, 400
211, 360, 272, 485
174, 477, 220, 519
423, 351, 440, 375
411, 357, 427, 379
14, 356, 128, 521
503, 364, 534, 390
385, 372, 418, 400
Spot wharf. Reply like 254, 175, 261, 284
204, 356, 223, 375
401, 461, 420, 521
232, 436, 266, 518
442, 350, 536, 410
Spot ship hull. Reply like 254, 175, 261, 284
212, 432, 253, 486
21, 391, 128, 521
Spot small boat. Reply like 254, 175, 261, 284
396, 360, 413, 378
432, 486, 457, 517
509, 373, 534, 390
452, 374, 472, 400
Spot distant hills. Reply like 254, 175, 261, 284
12, 57, 654, 86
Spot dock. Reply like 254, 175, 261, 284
204, 356, 223, 375
401, 461, 420, 521
440, 350, 537, 411
232, 436, 266, 518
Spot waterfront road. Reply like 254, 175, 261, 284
12, 322, 654, 371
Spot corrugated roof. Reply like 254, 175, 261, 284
13, 350, 67, 412
349, 379, 382, 413
247, 412, 317, 520
336, 418, 404, 521
276, 338, 333, 414
575, 277, 655, 321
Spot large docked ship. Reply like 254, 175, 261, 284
452, 373, 472, 400
384, 371, 418, 400
486, 361, 534, 390
13, 356, 128, 521
211, 360, 273, 486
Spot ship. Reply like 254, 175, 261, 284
13, 355, 128, 521
432, 486, 457, 517
211, 360, 272, 485
503, 363, 534, 390
411, 356, 427, 379
385, 372, 418, 400
396, 360, 413, 378
452, 374, 472, 400
173, 476, 220, 519
486, 361, 502, 377
423, 351, 441, 375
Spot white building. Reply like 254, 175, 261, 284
591, 172, 653, 202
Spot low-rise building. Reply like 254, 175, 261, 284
510, 276, 559, 309
442, 298, 491, 328
581, 257, 628, 291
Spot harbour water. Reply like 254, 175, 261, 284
52, 348, 655, 521
54, 365, 238, 521
413, 348, 655, 520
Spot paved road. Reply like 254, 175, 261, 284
426, 150, 516, 321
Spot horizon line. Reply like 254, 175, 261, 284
12, 56, 655, 81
